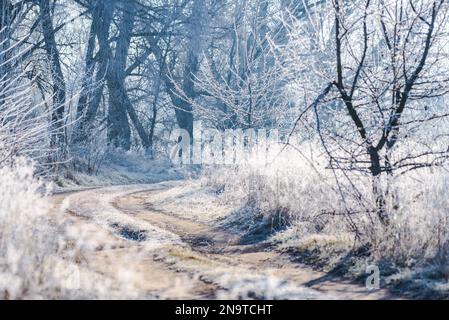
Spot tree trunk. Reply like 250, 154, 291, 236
39, 0, 66, 154
368, 146, 389, 226
125, 93, 151, 150
169, 0, 205, 138
107, 78, 131, 150
72, 0, 113, 145
84, 1, 114, 131
105, 2, 136, 150
148, 74, 161, 158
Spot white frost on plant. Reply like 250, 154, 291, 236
0, 158, 56, 299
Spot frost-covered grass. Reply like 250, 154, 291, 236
202, 143, 449, 297
0, 158, 59, 299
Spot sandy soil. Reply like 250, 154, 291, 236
51, 181, 398, 300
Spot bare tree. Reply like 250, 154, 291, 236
38, 0, 67, 156
277, 0, 449, 225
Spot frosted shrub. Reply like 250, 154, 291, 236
70, 126, 108, 175
365, 170, 449, 266
0, 158, 59, 299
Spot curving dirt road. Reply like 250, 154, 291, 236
51, 181, 397, 300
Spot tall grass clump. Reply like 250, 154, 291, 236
0, 158, 60, 298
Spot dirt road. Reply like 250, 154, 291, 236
51, 181, 397, 299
